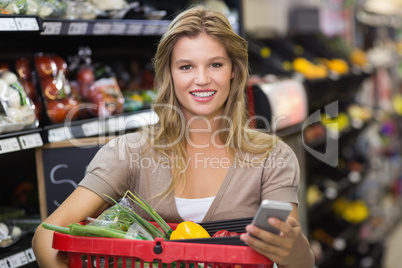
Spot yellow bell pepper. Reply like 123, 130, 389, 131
169, 221, 210, 240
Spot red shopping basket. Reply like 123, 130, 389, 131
52, 220, 274, 268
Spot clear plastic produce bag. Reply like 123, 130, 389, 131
0, 71, 38, 134
85, 196, 153, 240
0, 0, 67, 18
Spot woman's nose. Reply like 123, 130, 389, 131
194, 69, 210, 85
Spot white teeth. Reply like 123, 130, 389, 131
190, 91, 216, 97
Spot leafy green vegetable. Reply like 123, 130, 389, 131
42, 190, 173, 241
125, 190, 173, 237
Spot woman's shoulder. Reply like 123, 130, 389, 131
242, 129, 296, 159
105, 131, 150, 151
271, 138, 294, 154
243, 129, 286, 150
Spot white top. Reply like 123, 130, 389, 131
175, 196, 215, 223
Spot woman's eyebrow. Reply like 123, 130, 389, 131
173, 56, 229, 65
209, 56, 229, 62
173, 59, 192, 65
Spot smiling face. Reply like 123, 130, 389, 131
170, 32, 234, 121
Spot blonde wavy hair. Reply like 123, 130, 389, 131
144, 5, 278, 197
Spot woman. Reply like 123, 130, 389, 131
32, 5, 314, 268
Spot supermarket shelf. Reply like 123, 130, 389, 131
307, 173, 365, 227
0, 128, 43, 155
0, 233, 38, 268
0, 109, 158, 153
305, 118, 375, 151
304, 69, 372, 114
0, 15, 42, 32
313, 223, 383, 268
0, 15, 239, 37
40, 18, 171, 36
43, 108, 158, 143
0, 14, 171, 36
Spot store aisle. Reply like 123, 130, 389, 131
382, 220, 402, 268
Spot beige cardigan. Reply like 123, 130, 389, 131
79, 132, 300, 223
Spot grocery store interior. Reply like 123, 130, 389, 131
1, 0, 402, 267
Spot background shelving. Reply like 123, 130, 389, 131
1, 1, 402, 267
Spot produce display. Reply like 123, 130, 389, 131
0, 221, 22, 248
0, 0, 169, 20
319, 58, 349, 75
291, 53, 352, 79
292, 57, 328, 80
30, 50, 131, 124
123, 89, 157, 112
0, 0, 67, 18
349, 49, 368, 67
35, 53, 80, 124
15, 57, 43, 121
0, 46, 159, 135
0, 70, 38, 133
0, 0, 126, 19
321, 112, 350, 133
77, 67, 124, 118
69, 49, 125, 118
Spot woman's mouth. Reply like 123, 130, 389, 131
190, 91, 217, 98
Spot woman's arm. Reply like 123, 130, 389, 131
240, 204, 314, 268
32, 186, 109, 268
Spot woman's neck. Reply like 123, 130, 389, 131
185, 116, 225, 149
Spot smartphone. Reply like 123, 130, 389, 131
251, 199, 293, 235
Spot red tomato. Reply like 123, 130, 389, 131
212, 230, 231, 237
77, 66, 95, 84
47, 100, 67, 124
35, 55, 57, 78
61, 98, 80, 121
41, 77, 59, 101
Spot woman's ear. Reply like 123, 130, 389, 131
231, 71, 235, 79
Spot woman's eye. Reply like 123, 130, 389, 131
211, 63, 222, 68
179, 65, 192, 70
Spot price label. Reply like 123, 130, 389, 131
4, 252, 29, 267
15, 17, 40, 31
48, 127, 72, 142
142, 24, 159, 35
110, 23, 126, 35
41, 22, 62, 35
0, 18, 18, 31
82, 121, 101, 137
0, 137, 20, 154
125, 111, 159, 129
24, 248, 36, 262
108, 116, 126, 133
93, 22, 112, 35
68, 22, 88, 35
126, 23, 143, 35
19, 133, 43, 149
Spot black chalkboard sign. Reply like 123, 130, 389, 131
36, 136, 115, 220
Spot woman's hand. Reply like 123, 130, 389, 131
240, 215, 314, 268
